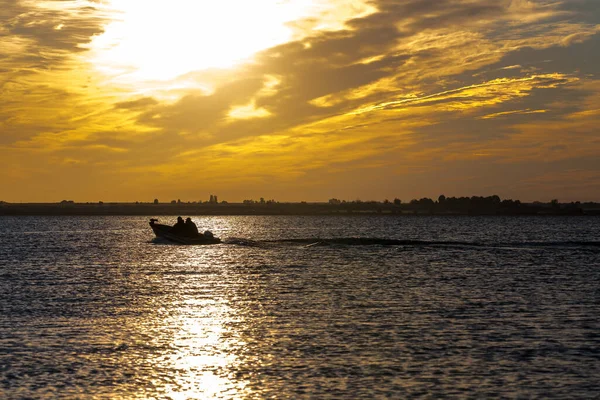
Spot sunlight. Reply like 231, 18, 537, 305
88, 0, 376, 84
160, 298, 251, 399
228, 101, 271, 120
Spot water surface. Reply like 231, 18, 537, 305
1, 216, 599, 398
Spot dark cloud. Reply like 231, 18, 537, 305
557, 0, 600, 24
374, 0, 505, 30
8, 10, 102, 51
0, 0, 108, 70
115, 97, 159, 110
501, 33, 600, 76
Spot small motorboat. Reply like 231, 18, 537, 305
149, 219, 221, 245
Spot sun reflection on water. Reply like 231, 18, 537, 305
145, 237, 253, 399
156, 297, 251, 399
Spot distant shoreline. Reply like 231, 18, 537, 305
1, 202, 598, 216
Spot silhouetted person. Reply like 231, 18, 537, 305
185, 217, 199, 237
171, 216, 185, 234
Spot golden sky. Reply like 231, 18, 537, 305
1, 0, 599, 202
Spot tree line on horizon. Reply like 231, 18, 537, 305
236, 194, 593, 214
1, 195, 597, 212
324, 195, 582, 214
1, 195, 599, 216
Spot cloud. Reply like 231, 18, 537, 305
115, 97, 159, 110
479, 109, 547, 119
0, 0, 108, 68
1, 0, 599, 201
0, 0, 113, 146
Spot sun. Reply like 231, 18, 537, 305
87, 0, 376, 84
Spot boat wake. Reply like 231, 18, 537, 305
223, 238, 264, 247
222, 237, 600, 248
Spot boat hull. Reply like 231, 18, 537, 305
150, 221, 221, 245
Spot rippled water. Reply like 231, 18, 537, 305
1, 215, 599, 398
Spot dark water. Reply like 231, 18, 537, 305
1, 215, 599, 399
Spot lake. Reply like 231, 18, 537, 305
1, 215, 599, 398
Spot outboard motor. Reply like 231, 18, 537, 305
204, 230, 214, 239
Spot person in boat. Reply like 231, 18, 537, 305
170, 216, 185, 234
185, 217, 199, 237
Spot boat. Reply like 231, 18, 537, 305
149, 219, 221, 245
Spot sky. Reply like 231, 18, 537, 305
1, 0, 599, 203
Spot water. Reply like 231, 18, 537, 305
1, 215, 599, 398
